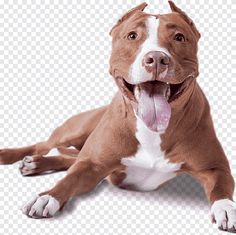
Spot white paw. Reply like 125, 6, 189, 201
19, 156, 37, 176
21, 195, 60, 218
211, 199, 236, 232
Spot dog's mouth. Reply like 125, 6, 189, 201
122, 79, 187, 103
117, 77, 189, 132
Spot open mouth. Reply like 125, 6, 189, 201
117, 77, 189, 132
122, 79, 187, 103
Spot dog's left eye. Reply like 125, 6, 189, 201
127, 31, 138, 40
174, 33, 185, 42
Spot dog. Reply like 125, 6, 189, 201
0, 1, 235, 232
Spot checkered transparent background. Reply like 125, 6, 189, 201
0, 0, 235, 234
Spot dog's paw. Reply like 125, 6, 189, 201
19, 155, 49, 176
211, 199, 236, 232
21, 195, 60, 218
19, 156, 39, 176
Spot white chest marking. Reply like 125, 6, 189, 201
129, 16, 171, 84
121, 117, 182, 191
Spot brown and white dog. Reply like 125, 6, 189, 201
0, 1, 235, 232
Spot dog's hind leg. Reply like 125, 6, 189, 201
0, 142, 51, 165
19, 147, 79, 176
0, 106, 108, 164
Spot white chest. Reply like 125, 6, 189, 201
121, 117, 182, 191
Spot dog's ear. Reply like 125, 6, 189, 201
168, 1, 201, 39
109, 2, 148, 35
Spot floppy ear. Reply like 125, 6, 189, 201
168, 1, 201, 39
109, 2, 148, 35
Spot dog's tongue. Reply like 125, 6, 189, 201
137, 81, 171, 132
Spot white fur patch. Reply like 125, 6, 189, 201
129, 16, 170, 84
45, 148, 61, 157
19, 156, 37, 176
67, 146, 77, 149
211, 199, 236, 230
22, 194, 60, 218
121, 116, 182, 191
45, 146, 77, 157
20, 156, 36, 169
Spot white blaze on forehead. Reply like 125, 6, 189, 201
129, 16, 170, 84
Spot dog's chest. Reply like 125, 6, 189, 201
121, 118, 182, 191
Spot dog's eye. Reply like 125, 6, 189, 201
174, 33, 185, 42
127, 31, 138, 40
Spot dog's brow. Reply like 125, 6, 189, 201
166, 23, 179, 29
165, 23, 186, 33
129, 21, 146, 30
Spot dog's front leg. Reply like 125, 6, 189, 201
22, 158, 113, 218
193, 168, 236, 232
21, 101, 137, 218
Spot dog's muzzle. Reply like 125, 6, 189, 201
142, 51, 170, 79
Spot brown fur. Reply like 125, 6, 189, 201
0, 1, 234, 229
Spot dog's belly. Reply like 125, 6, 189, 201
120, 116, 182, 191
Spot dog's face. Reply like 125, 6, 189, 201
109, 1, 201, 132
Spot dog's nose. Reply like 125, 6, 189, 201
143, 51, 170, 73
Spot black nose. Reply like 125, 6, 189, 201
143, 51, 170, 72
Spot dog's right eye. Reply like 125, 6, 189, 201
127, 31, 138, 40
174, 33, 186, 42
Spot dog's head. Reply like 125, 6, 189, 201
109, 1, 201, 132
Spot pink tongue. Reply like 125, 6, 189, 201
137, 82, 171, 132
